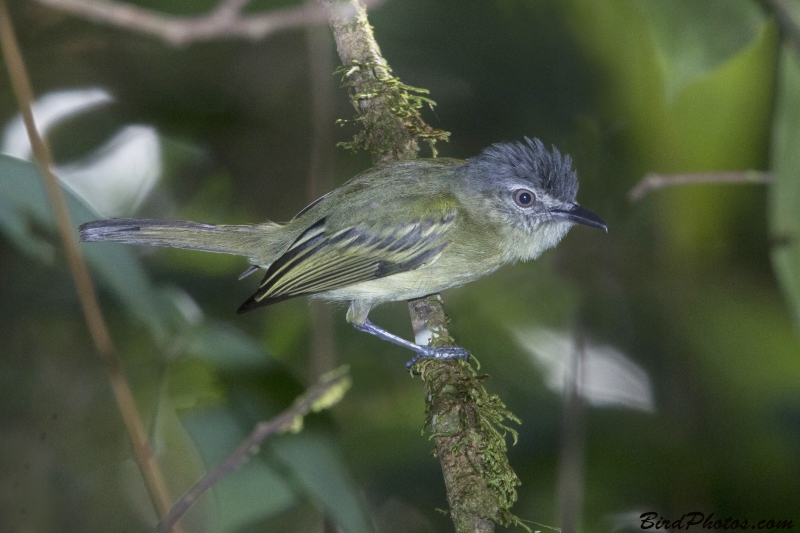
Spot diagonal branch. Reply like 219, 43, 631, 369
320, 0, 449, 163
35, 0, 382, 47
318, 2, 520, 531
628, 171, 774, 201
156, 366, 352, 533
0, 1, 180, 530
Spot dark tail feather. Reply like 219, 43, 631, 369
236, 292, 298, 315
79, 218, 285, 266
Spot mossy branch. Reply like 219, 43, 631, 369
417, 356, 524, 530
320, 0, 448, 163
317, 3, 524, 529
335, 60, 450, 158
412, 296, 528, 532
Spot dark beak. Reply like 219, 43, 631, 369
551, 203, 608, 232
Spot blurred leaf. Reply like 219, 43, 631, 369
0, 188, 54, 262
0, 154, 169, 341
167, 357, 227, 412
158, 285, 278, 371
569, 1, 776, 268
680, 281, 800, 404
180, 408, 298, 533
514, 327, 655, 412
637, 0, 765, 102
568, 0, 776, 173
770, 46, 800, 333
185, 319, 276, 371
119, 391, 219, 532
217, 368, 369, 532
271, 431, 374, 533
153, 393, 219, 533
0, 155, 62, 262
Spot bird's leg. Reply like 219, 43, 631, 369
353, 320, 472, 370
346, 300, 470, 369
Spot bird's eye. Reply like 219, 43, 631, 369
514, 189, 536, 207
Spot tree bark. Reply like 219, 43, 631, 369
317, 2, 523, 531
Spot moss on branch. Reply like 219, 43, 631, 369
319, 2, 524, 531
335, 59, 450, 158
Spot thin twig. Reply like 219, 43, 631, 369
156, 367, 352, 533
34, 0, 382, 47
628, 171, 774, 201
0, 1, 179, 530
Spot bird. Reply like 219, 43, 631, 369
80, 137, 607, 368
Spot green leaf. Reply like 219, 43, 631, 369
0, 154, 168, 341
119, 392, 220, 531
769, 45, 800, 333
184, 319, 276, 371
180, 408, 298, 533
153, 393, 219, 533
271, 431, 374, 533
167, 357, 227, 412
158, 286, 279, 371
637, 0, 765, 102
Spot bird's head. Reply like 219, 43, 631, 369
457, 137, 607, 262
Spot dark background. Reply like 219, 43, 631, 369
1, 0, 799, 532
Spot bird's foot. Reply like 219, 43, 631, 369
405, 345, 471, 371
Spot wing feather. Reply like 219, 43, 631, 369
236, 207, 456, 314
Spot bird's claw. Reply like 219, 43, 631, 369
405, 346, 471, 371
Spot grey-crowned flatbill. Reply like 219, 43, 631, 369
81, 138, 607, 368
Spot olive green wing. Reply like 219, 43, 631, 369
236, 207, 457, 313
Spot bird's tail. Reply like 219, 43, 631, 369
79, 218, 286, 266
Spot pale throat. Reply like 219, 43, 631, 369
501, 219, 574, 263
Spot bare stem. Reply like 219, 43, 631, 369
0, 1, 179, 530
34, 0, 382, 47
628, 171, 774, 201
156, 367, 352, 533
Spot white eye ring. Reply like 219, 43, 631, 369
514, 189, 536, 207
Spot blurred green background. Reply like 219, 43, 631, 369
2, 0, 800, 531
